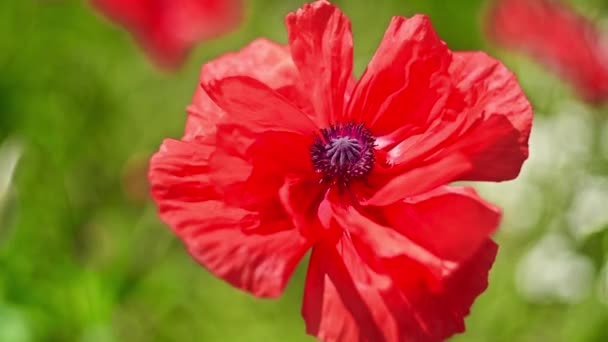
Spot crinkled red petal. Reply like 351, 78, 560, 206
149, 138, 312, 297
286, 0, 354, 126
302, 232, 497, 342
347, 15, 452, 137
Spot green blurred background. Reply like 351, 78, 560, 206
1, 0, 608, 341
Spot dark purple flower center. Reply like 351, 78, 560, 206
309, 122, 376, 186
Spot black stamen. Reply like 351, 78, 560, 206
309, 122, 376, 187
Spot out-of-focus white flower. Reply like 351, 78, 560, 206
567, 176, 608, 240
0, 138, 22, 228
525, 105, 593, 181
516, 233, 594, 304
475, 180, 544, 234
0, 139, 22, 199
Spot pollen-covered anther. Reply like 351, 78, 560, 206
309, 122, 376, 186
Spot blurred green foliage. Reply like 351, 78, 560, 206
0, 0, 607, 341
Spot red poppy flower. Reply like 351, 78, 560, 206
149, 1, 532, 341
487, 0, 608, 103
91, 0, 242, 70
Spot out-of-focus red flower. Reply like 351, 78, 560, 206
91, 0, 242, 70
488, 0, 608, 103
149, 1, 532, 340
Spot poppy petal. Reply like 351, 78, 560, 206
488, 0, 608, 102
149, 139, 218, 208
386, 240, 498, 341
381, 52, 531, 182
286, 0, 354, 126
383, 97, 477, 167
302, 234, 496, 342
208, 126, 314, 234
279, 176, 325, 238
302, 239, 426, 342
185, 38, 303, 141
149, 139, 311, 297
184, 200, 311, 298
92, 0, 242, 69
383, 186, 501, 262
203, 76, 318, 135
347, 15, 452, 137
364, 153, 473, 206
443, 52, 532, 181
198, 38, 300, 89
330, 203, 455, 279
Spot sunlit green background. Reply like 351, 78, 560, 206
1, 0, 608, 341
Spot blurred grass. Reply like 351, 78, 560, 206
0, 0, 607, 341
